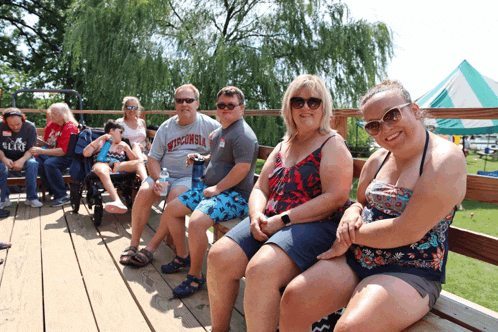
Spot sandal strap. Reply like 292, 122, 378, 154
182, 274, 205, 287
120, 246, 137, 258
175, 255, 190, 264
134, 248, 153, 263
124, 246, 138, 253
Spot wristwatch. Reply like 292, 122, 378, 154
281, 213, 291, 226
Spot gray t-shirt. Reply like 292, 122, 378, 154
149, 113, 221, 179
205, 118, 259, 201
0, 120, 37, 161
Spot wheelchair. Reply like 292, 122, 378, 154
68, 127, 140, 226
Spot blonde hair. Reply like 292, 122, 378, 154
175, 84, 200, 100
47, 103, 78, 126
281, 74, 332, 141
121, 96, 143, 120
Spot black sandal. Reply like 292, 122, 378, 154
130, 248, 154, 267
161, 255, 190, 274
119, 246, 138, 265
173, 274, 206, 298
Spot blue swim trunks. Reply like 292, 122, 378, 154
178, 185, 248, 224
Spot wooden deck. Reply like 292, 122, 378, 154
0, 193, 246, 332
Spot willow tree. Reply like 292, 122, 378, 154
64, 0, 393, 144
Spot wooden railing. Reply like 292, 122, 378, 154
4, 106, 498, 331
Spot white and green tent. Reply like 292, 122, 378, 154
416, 60, 498, 135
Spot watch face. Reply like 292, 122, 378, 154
282, 214, 291, 225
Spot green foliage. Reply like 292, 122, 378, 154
0, 0, 72, 89
346, 117, 372, 151
63, 0, 393, 144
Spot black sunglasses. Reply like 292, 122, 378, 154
175, 98, 197, 104
217, 103, 243, 110
363, 103, 410, 136
290, 97, 322, 110
125, 105, 138, 110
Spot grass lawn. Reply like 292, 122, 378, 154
255, 155, 498, 311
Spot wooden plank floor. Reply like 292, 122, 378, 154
0, 193, 246, 332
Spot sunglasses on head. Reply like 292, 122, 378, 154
175, 98, 196, 104
290, 97, 322, 110
217, 102, 242, 110
125, 105, 138, 110
363, 103, 411, 136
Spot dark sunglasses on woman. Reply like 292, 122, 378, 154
290, 97, 322, 110
363, 103, 411, 136
175, 98, 196, 104
125, 105, 138, 110
217, 103, 243, 110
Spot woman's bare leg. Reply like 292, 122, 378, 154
279, 256, 358, 332
335, 274, 430, 332
244, 244, 301, 332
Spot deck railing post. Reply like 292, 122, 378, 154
331, 116, 348, 139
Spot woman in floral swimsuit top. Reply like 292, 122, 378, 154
279, 79, 467, 332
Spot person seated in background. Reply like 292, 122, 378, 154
0, 108, 43, 208
119, 84, 221, 266
116, 96, 151, 162
278, 79, 467, 332
29, 103, 79, 207
83, 119, 147, 214
153, 86, 259, 299
207, 75, 353, 332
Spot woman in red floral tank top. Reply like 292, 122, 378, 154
207, 75, 353, 332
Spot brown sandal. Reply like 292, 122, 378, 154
130, 248, 153, 267
119, 246, 138, 265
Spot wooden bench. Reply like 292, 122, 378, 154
3, 128, 76, 200
477, 150, 498, 160
212, 146, 498, 332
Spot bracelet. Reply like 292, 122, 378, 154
89, 142, 96, 149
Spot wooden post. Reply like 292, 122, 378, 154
331, 116, 348, 139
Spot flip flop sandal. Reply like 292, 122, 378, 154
173, 274, 206, 299
0, 242, 12, 250
119, 246, 138, 265
130, 248, 153, 267
161, 255, 190, 274
0, 209, 10, 218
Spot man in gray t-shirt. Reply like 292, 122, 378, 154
157, 86, 258, 299
120, 84, 220, 266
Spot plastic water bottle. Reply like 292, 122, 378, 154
159, 168, 169, 197
96, 137, 113, 162
191, 156, 205, 192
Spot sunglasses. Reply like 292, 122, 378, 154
125, 105, 138, 110
175, 98, 196, 104
363, 103, 410, 136
217, 103, 242, 110
290, 97, 322, 110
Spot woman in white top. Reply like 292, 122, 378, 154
116, 96, 151, 162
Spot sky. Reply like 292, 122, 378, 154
344, 0, 498, 100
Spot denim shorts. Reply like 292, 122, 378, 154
178, 185, 248, 224
143, 176, 191, 198
226, 216, 340, 272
